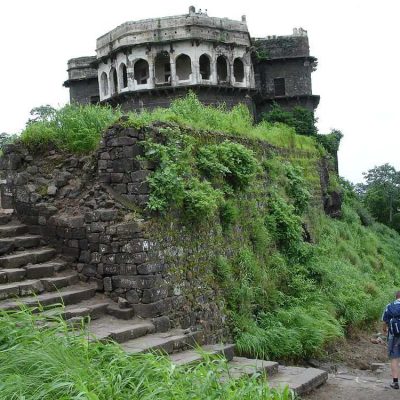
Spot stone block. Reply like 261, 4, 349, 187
126, 289, 140, 304
142, 286, 168, 304
133, 299, 172, 318
127, 182, 150, 195
121, 239, 153, 253
90, 222, 104, 233
112, 274, 162, 290
110, 173, 124, 183
115, 252, 148, 264
137, 262, 164, 275
123, 127, 139, 138
82, 264, 97, 277
152, 316, 171, 333
131, 170, 152, 182
109, 137, 136, 146
79, 251, 91, 263
103, 264, 137, 275
97, 209, 118, 222
99, 152, 111, 160
115, 222, 141, 238
112, 158, 134, 172
103, 276, 112, 292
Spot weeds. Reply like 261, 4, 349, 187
0, 307, 293, 400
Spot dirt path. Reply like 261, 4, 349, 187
305, 365, 398, 400
303, 330, 400, 399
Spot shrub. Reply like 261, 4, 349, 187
197, 141, 260, 190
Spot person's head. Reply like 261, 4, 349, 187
395, 291, 400, 299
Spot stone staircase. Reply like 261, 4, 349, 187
0, 210, 328, 397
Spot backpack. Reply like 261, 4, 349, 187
388, 302, 400, 336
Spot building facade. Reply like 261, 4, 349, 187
64, 7, 319, 118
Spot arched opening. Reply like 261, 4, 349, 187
119, 63, 128, 89
233, 58, 244, 83
155, 52, 171, 84
175, 54, 192, 81
134, 59, 149, 85
110, 67, 118, 94
217, 56, 228, 83
199, 54, 211, 80
100, 72, 108, 97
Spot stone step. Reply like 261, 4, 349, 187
0, 273, 79, 301
40, 273, 79, 291
0, 284, 97, 311
0, 224, 29, 238
268, 366, 328, 396
25, 260, 67, 279
43, 298, 112, 321
224, 357, 279, 380
0, 279, 45, 300
0, 261, 67, 283
0, 247, 56, 269
121, 329, 203, 355
169, 343, 235, 366
0, 212, 13, 225
88, 316, 155, 343
0, 235, 42, 255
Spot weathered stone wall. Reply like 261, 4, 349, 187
0, 122, 338, 343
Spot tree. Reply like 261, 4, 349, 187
261, 103, 318, 136
359, 164, 400, 231
26, 105, 56, 126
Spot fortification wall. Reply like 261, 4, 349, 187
0, 122, 339, 339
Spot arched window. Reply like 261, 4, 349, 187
119, 63, 128, 89
100, 72, 108, 97
199, 54, 211, 80
217, 56, 228, 83
233, 58, 244, 83
110, 67, 118, 94
134, 59, 150, 85
155, 52, 171, 84
175, 54, 192, 81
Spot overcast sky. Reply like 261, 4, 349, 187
1, 0, 399, 183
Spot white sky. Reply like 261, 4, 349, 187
1, 0, 399, 183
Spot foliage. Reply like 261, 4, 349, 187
316, 129, 343, 158
144, 127, 259, 221
19, 104, 121, 153
127, 92, 321, 154
357, 163, 400, 232
261, 103, 318, 136
197, 141, 260, 190
0, 307, 293, 400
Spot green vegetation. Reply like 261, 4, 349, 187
357, 163, 400, 232
16, 93, 320, 155
144, 123, 400, 360
261, 102, 318, 136
20, 104, 121, 153
0, 308, 292, 400
144, 126, 259, 220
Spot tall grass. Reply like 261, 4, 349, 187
19, 104, 121, 153
0, 307, 293, 400
127, 92, 320, 154
16, 93, 320, 155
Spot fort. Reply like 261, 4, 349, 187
64, 6, 319, 118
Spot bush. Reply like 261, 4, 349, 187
197, 141, 260, 190
261, 103, 318, 136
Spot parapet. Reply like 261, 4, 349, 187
64, 56, 97, 87
253, 29, 310, 60
96, 6, 250, 59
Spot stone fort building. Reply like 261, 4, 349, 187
64, 7, 319, 119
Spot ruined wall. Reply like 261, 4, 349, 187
105, 87, 255, 115
0, 122, 338, 341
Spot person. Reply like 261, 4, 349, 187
382, 291, 400, 389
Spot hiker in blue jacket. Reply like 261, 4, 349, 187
382, 291, 400, 389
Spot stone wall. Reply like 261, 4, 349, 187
0, 122, 339, 342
